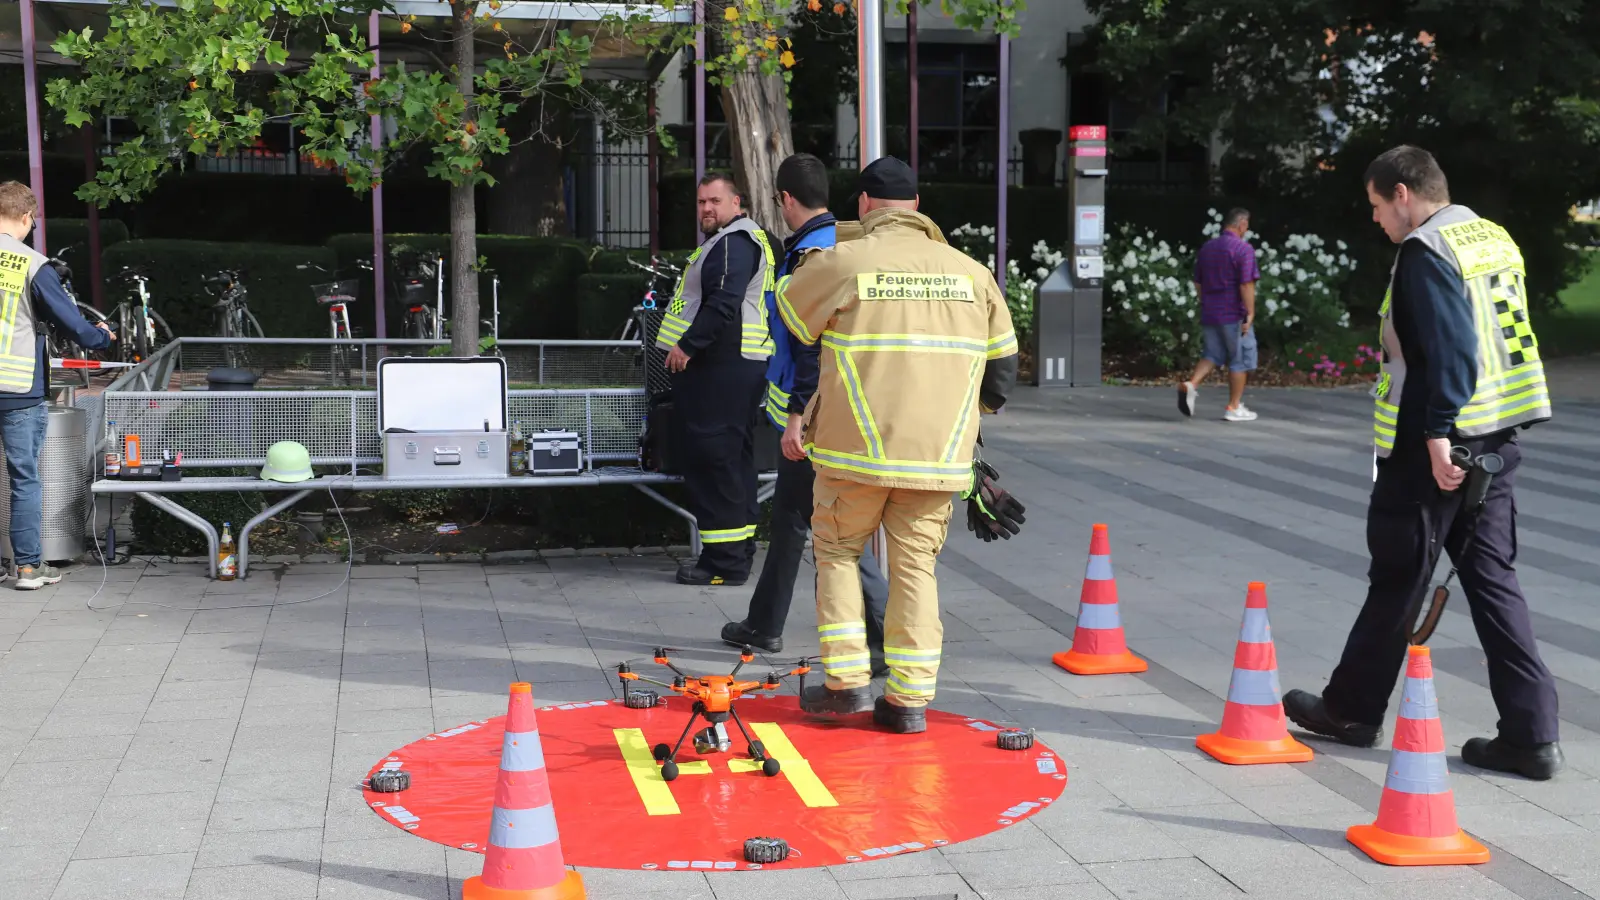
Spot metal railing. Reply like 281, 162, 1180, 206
128, 337, 643, 391
94, 337, 648, 472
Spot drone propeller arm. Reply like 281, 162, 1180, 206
625, 673, 679, 691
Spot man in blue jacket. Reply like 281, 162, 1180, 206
719, 154, 888, 668
0, 182, 115, 589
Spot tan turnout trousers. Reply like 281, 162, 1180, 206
812, 472, 953, 708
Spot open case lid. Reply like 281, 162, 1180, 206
377, 356, 507, 433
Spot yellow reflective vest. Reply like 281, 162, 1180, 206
775, 208, 1019, 492
1373, 205, 1551, 458
0, 234, 43, 394
655, 216, 776, 361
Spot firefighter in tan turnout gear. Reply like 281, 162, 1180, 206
777, 157, 1019, 733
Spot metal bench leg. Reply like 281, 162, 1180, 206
135, 493, 220, 579
632, 484, 701, 559
239, 490, 312, 580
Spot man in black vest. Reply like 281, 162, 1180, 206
660, 173, 771, 586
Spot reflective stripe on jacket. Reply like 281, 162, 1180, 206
0, 235, 43, 394
657, 217, 776, 361
775, 207, 1018, 492
1372, 204, 1551, 457
764, 216, 837, 429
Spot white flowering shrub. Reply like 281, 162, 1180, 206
1100, 209, 1360, 373
1102, 229, 1201, 371
946, 223, 1054, 339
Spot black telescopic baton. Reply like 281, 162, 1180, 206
1407, 446, 1504, 644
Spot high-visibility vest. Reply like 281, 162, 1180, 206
655, 216, 776, 362
763, 217, 837, 429
0, 234, 42, 394
1373, 205, 1551, 458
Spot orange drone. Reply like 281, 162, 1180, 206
616, 646, 815, 782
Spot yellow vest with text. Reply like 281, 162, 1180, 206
655, 216, 776, 361
1373, 205, 1551, 458
0, 234, 43, 394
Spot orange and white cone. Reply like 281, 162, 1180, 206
1196, 582, 1313, 765
1053, 524, 1148, 675
1347, 646, 1490, 866
463, 683, 587, 900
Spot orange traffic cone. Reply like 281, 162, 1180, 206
463, 683, 587, 900
1347, 646, 1490, 866
1196, 582, 1313, 765
1053, 524, 1148, 675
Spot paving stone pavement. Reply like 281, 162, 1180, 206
3, 383, 1600, 899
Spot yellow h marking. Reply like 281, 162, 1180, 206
726, 722, 838, 808
613, 728, 711, 816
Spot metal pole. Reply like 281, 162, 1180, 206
908, 2, 918, 174
83, 127, 105, 310
370, 11, 387, 340
857, 0, 885, 166
694, 0, 706, 246
997, 33, 1009, 295
647, 83, 660, 257
20, 0, 48, 254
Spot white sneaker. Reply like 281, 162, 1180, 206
1178, 382, 1197, 417
1223, 404, 1258, 423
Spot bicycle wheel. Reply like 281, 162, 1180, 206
135, 313, 150, 362
150, 309, 175, 346
244, 310, 265, 339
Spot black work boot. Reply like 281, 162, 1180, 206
1282, 689, 1382, 748
720, 620, 782, 654
676, 564, 747, 587
873, 696, 927, 734
1462, 736, 1564, 781
799, 684, 873, 715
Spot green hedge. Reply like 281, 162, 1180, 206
324, 233, 595, 339
101, 239, 337, 338
656, 167, 1214, 262
575, 273, 649, 339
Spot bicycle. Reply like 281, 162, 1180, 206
618, 256, 684, 344
390, 247, 446, 342
297, 259, 369, 385
100, 266, 173, 364
203, 269, 265, 340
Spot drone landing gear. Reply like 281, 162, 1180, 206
652, 704, 781, 782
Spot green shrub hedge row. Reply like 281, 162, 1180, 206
656, 167, 1217, 264
92, 233, 685, 341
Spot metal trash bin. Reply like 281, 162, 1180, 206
0, 405, 91, 564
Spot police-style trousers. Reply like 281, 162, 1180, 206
812, 473, 952, 708
742, 454, 888, 653
670, 360, 766, 579
1323, 432, 1560, 746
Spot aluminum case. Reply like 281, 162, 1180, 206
528, 429, 582, 475
378, 357, 509, 480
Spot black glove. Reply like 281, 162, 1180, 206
964, 457, 1026, 542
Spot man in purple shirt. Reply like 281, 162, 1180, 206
1178, 207, 1259, 422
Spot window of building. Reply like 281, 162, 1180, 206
885, 40, 1002, 180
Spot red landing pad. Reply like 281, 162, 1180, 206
363, 694, 1067, 871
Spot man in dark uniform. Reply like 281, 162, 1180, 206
660, 173, 776, 586
718, 153, 889, 672
1284, 146, 1562, 780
